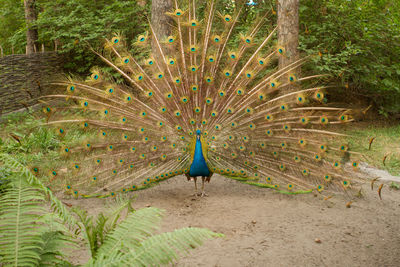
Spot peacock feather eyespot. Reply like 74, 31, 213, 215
294, 156, 301, 162
215, 124, 222, 130
280, 104, 288, 111
211, 110, 218, 117
205, 76, 213, 83
283, 124, 291, 132
265, 114, 273, 121
317, 185, 324, 192
218, 90, 226, 97
300, 116, 309, 125
205, 98, 213, 105
112, 37, 119, 44
171, 143, 177, 148
320, 116, 329, 125
223, 15, 232, 22
175, 125, 182, 131
174, 110, 181, 117
245, 71, 253, 78
140, 111, 147, 117
333, 161, 341, 169
108, 145, 113, 151
202, 119, 208, 125
167, 36, 175, 43
67, 85, 75, 93
123, 58, 130, 64
272, 151, 279, 158
249, 123, 256, 130
324, 174, 332, 182
243, 36, 253, 44
174, 9, 183, 16
281, 142, 287, 149
279, 164, 286, 171
180, 96, 188, 103
175, 78, 181, 84
190, 119, 196, 125
157, 73, 164, 79
314, 91, 325, 101
245, 107, 253, 114
352, 161, 359, 169
223, 143, 229, 149
161, 136, 167, 142
92, 176, 97, 181
339, 114, 349, 122
143, 137, 149, 142
160, 107, 167, 113
227, 107, 234, 114
266, 176, 272, 183
342, 180, 350, 188
237, 89, 244, 95
340, 144, 349, 152
266, 129, 273, 136
131, 147, 136, 152
319, 144, 327, 152
146, 91, 154, 97
96, 159, 101, 164
302, 169, 310, 176
138, 35, 146, 42
315, 154, 322, 161
260, 142, 266, 148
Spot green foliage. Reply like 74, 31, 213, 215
35, 0, 150, 74
299, 0, 400, 113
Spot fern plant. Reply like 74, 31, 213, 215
0, 153, 222, 266
0, 163, 73, 267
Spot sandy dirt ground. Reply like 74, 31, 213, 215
66, 172, 400, 267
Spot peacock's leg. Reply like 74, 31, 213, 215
191, 176, 198, 196
200, 176, 208, 197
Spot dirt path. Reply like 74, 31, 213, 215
67, 173, 400, 267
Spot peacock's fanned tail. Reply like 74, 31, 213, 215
41, 0, 363, 199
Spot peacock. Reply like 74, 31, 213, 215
39, 0, 366, 200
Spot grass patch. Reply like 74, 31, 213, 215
343, 123, 400, 176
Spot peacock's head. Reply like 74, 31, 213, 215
196, 129, 201, 139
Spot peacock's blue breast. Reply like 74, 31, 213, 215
189, 138, 210, 177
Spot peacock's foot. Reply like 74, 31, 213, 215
199, 191, 208, 197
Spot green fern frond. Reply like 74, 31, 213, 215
0, 175, 46, 267
37, 213, 76, 266
127, 227, 223, 266
91, 227, 223, 267
96, 207, 164, 257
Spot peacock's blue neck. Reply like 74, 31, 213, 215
189, 136, 210, 177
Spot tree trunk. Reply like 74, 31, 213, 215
277, 0, 299, 90
151, 0, 173, 58
24, 0, 39, 54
